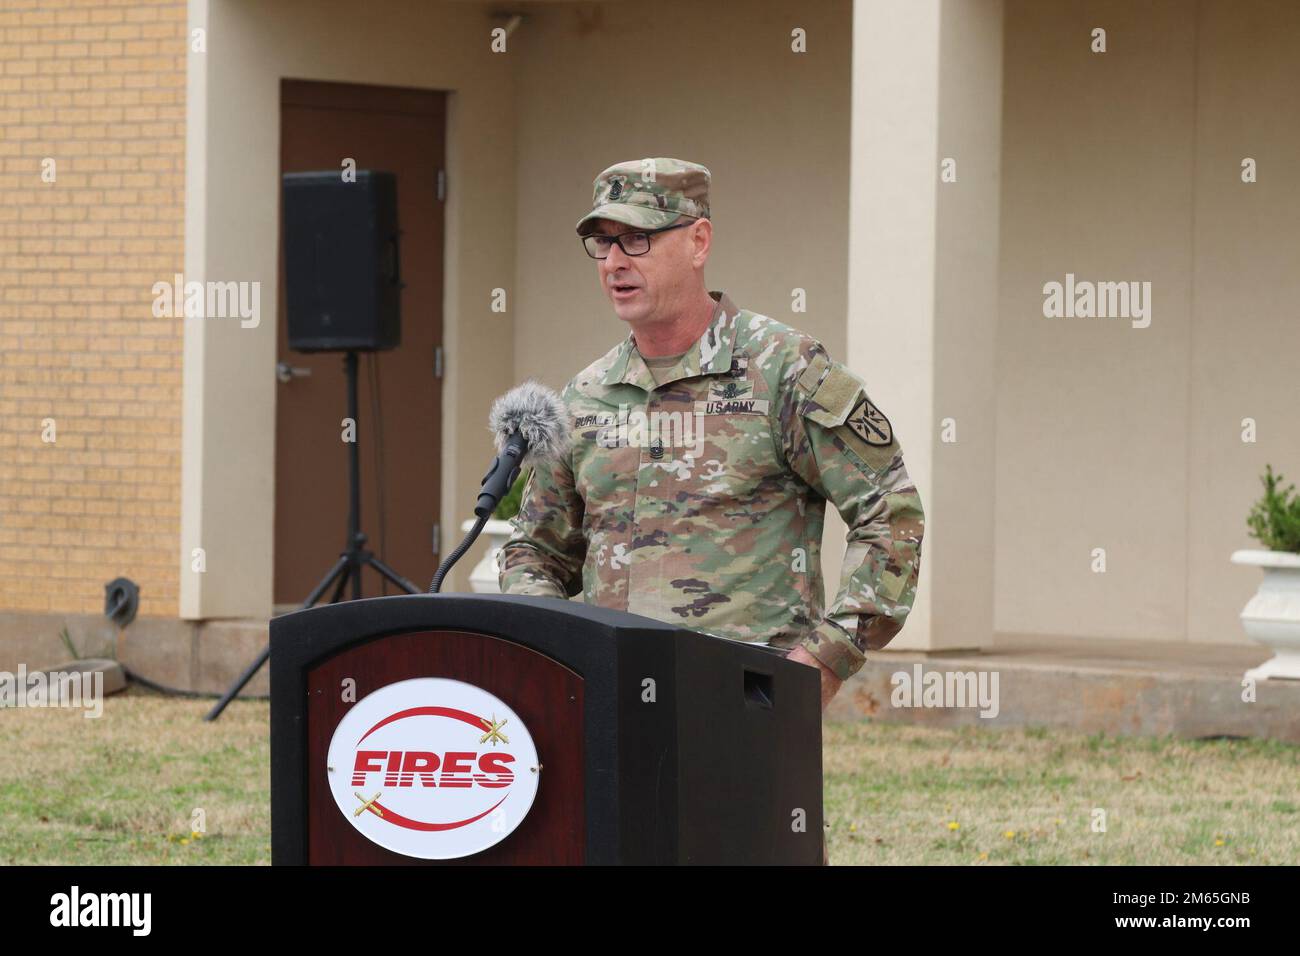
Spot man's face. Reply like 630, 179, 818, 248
588, 217, 702, 326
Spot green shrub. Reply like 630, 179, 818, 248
1246, 465, 1300, 553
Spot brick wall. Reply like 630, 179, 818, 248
0, 0, 186, 617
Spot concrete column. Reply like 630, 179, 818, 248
180, 0, 278, 620
848, 0, 1003, 650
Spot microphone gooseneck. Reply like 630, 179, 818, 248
428, 512, 489, 594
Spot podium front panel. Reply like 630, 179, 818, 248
304, 629, 583, 865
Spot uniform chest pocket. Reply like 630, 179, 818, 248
574, 439, 640, 511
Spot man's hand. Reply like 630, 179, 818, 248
785, 645, 843, 711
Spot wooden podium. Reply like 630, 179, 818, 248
270, 594, 822, 865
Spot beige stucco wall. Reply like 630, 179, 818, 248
182, 0, 517, 617
511, 0, 854, 603
995, 0, 1300, 643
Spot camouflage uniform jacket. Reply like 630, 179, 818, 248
498, 290, 924, 679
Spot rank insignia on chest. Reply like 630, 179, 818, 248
846, 397, 893, 446
708, 379, 754, 401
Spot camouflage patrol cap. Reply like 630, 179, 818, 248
575, 157, 711, 236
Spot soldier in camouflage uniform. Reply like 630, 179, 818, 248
499, 157, 924, 708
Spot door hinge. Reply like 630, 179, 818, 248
434, 345, 444, 378
436, 169, 446, 202
432, 522, 441, 556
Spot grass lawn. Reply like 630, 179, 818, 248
0, 689, 270, 865
1, 688, 1295, 865
824, 721, 1299, 865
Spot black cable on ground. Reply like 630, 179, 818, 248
121, 665, 270, 701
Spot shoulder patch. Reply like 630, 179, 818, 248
845, 396, 893, 446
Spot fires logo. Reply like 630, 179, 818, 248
327, 679, 541, 859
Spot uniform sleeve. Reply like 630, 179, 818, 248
777, 345, 925, 680
497, 451, 587, 599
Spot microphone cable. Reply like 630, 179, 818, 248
428, 512, 489, 593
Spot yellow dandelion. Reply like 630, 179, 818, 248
947, 821, 960, 831
977, 851, 989, 862
1003, 830, 1016, 839
1214, 838, 1225, 847
849, 823, 857, 832
179, 838, 190, 846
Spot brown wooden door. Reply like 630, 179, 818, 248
275, 81, 445, 606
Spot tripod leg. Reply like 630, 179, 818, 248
328, 561, 351, 605
304, 554, 352, 609
204, 645, 269, 722
345, 351, 363, 603
364, 552, 422, 595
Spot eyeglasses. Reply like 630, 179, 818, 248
581, 221, 693, 259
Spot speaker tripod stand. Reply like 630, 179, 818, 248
205, 350, 420, 721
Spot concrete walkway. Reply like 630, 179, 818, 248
829, 633, 1300, 744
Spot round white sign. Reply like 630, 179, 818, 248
326, 677, 540, 860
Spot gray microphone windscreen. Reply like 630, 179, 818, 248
487, 381, 569, 465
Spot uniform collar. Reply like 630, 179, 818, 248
601, 290, 742, 390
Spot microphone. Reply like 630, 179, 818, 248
477, 381, 569, 518
429, 381, 568, 593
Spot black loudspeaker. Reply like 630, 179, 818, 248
282, 170, 401, 352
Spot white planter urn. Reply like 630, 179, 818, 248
461, 519, 515, 593
1231, 549, 1300, 681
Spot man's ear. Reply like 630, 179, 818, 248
691, 218, 712, 268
